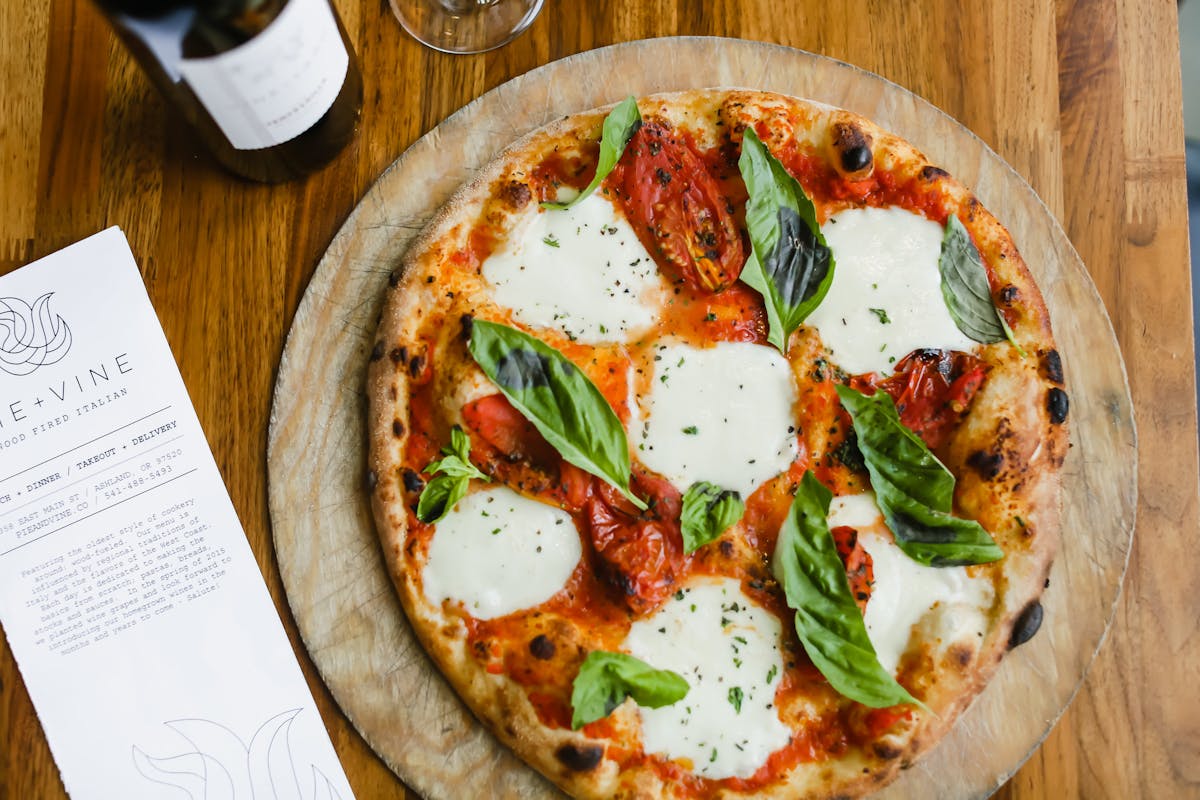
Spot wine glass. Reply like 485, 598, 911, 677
390, 0, 544, 54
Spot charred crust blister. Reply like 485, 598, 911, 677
390, 346, 408, 365
392, 419, 405, 438
960, 199, 979, 224
872, 742, 902, 760
364, 469, 378, 491
370, 341, 385, 362
528, 634, 556, 660
402, 468, 424, 493
1009, 601, 1044, 648
999, 284, 1020, 306
408, 354, 426, 378
831, 122, 874, 176
966, 450, 1004, 480
844, 146, 873, 172
919, 165, 949, 182
949, 645, 973, 668
499, 180, 532, 209
1041, 350, 1065, 385
1047, 388, 1069, 424
460, 313, 475, 341
388, 269, 402, 288
555, 743, 604, 771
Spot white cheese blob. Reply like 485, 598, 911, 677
806, 206, 977, 374
480, 192, 666, 344
636, 342, 799, 498
826, 491, 886, 530
422, 486, 581, 619
623, 577, 791, 780
773, 491, 993, 673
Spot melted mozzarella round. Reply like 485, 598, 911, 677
773, 491, 993, 673
480, 192, 666, 344
806, 206, 976, 374
623, 577, 791, 780
636, 342, 798, 498
422, 486, 581, 619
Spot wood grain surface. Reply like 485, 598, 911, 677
1, 2, 1195, 799
266, 40, 1136, 800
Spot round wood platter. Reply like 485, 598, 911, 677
266, 38, 1136, 800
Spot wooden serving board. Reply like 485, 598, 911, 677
266, 38, 1136, 800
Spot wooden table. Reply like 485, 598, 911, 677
1, 1, 1195, 798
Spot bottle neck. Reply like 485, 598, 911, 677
195, 0, 282, 40
98, 0, 283, 42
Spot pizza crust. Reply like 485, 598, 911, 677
367, 90, 1065, 799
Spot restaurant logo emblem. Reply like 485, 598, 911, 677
0, 293, 73, 377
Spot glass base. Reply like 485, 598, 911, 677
390, 0, 544, 55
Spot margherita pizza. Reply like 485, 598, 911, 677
366, 90, 1069, 799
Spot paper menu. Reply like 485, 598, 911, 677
0, 228, 353, 799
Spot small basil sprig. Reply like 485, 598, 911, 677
737, 127, 835, 354
570, 650, 689, 729
835, 385, 1003, 566
542, 96, 641, 211
776, 472, 922, 708
416, 426, 490, 523
680, 481, 744, 553
468, 320, 646, 510
939, 214, 1022, 352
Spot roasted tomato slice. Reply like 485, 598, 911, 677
607, 120, 745, 292
830, 525, 874, 614
857, 349, 988, 450
461, 394, 557, 466
558, 461, 593, 511
585, 475, 683, 612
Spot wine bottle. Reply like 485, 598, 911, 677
95, 0, 363, 183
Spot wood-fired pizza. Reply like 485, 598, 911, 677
366, 90, 1069, 799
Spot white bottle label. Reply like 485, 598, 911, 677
177, 0, 349, 151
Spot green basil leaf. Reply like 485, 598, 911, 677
737, 127, 835, 353
939, 213, 1021, 353
776, 472, 922, 709
570, 650, 689, 729
835, 385, 1003, 566
423, 427, 490, 480
680, 481, 744, 553
835, 385, 954, 510
875, 479, 1009, 566
416, 426, 490, 523
468, 320, 646, 510
542, 96, 641, 211
416, 473, 469, 523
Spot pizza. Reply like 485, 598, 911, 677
366, 89, 1068, 799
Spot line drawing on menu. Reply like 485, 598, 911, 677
0, 293, 72, 376
0, 405, 173, 483
132, 709, 346, 800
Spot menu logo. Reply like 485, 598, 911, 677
0, 294, 73, 377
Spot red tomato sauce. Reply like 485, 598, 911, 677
774, 137, 950, 224
529, 145, 601, 202
647, 280, 769, 347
